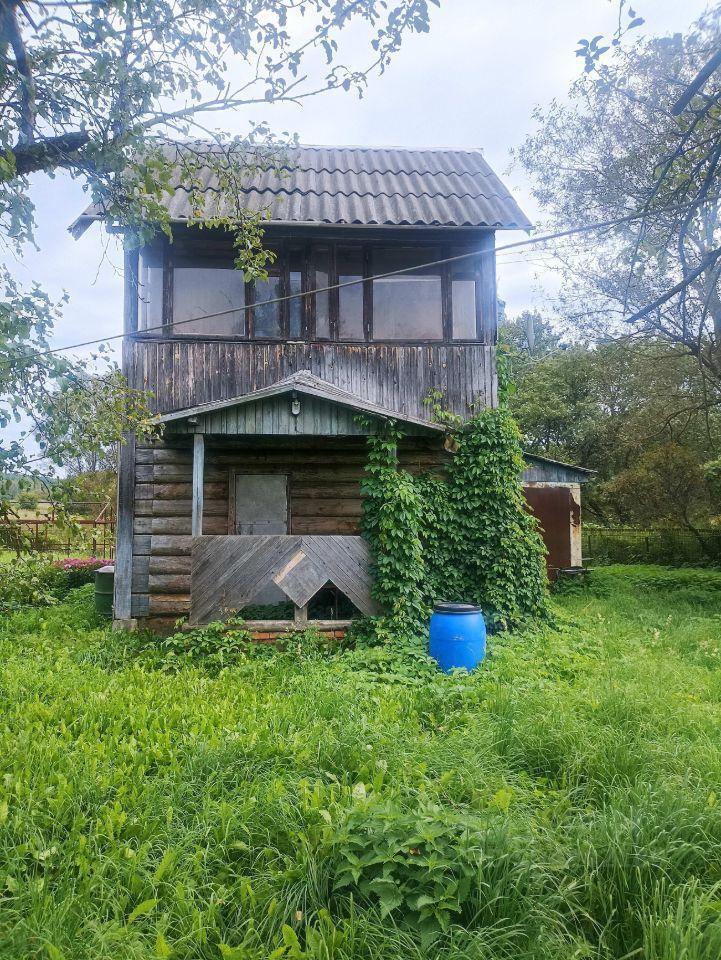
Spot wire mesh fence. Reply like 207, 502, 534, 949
584, 527, 721, 567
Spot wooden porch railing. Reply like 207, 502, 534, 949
189, 534, 378, 626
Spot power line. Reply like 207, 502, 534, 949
1, 199, 708, 370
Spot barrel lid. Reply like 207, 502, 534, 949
433, 601, 483, 615
96, 565, 115, 574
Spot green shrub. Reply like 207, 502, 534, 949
328, 799, 549, 947
360, 422, 427, 635
0, 555, 107, 611
0, 554, 65, 611
134, 618, 339, 672
361, 409, 548, 637
425, 409, 548, 628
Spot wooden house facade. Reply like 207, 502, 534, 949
73, 146, 590, 633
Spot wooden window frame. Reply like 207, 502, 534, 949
162, 246, 249, 339
146, 235, 493, 345
248, 242, 287, 340
369, 244, 446, 343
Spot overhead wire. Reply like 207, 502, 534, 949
0, 199, 702, 371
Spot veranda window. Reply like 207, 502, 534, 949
337, 247, 365, 340
252, 261, 282, 338
451, 252, 479, 339
371, 248, 443, 340
138, 245, 164, 331
172, 259, 246, 336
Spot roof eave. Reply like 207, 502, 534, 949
523, 452, 595, 479
156, 372, 446, 433
69, 214, 533, 237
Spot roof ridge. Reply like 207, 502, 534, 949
275, 163, 493, 177
168, 183, 516, 204
296, 143, 486, 154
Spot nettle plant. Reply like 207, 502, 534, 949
360, 405, 548, 637
332, 801, 486, 941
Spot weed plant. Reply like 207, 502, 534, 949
1, 566, 721, 958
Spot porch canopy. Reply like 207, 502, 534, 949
154, 373, 592, 624
155, 372, 443, 626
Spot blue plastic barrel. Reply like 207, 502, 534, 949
429, 602, 486, 672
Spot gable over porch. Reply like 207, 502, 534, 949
114, 373, 591, 632
114, 374, 446, 633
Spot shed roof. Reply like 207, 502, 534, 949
155, 372, 592, 483
70, 144, 532, 236
523, 453, 594, 484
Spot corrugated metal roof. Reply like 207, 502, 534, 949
71, 144, 532, 234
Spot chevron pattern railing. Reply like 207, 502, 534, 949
189, 535, 379, 626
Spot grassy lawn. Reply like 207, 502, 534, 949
2, 566, 721, 959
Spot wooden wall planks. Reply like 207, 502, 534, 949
124, 340, 497, 420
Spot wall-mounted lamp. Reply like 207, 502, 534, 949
291, 392, 301, 417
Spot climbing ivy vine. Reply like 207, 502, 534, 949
360, 422, 427, 633
361, 406, 548, 638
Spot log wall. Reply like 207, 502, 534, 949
131, 434, 583, 630
131, 435, 447, 629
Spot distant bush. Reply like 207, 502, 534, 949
16, 491, 39, 511
52, 556, 106, 590
0, 555, 106, 611
0, 555, 65, 611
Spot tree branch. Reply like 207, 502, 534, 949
7, 130, 90, 175
672, 46, 721, 115
623, 247, 721, 327
4, 0, 37, 144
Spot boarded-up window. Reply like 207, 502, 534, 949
173, 260, 246, 336
234, 474, 288, 534
372, 248, 442, 340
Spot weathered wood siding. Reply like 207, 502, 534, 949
167, 392, 434, 437
523, 456, 591, 485
124, 339, 497, 420
131, 435, 447, 628
190, 535, 379, 625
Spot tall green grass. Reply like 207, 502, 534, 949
2, 566, 721, 958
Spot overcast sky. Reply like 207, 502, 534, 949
8, 0, 711, 369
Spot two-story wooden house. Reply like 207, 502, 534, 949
73, 145, 590, 633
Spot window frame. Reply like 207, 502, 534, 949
141, 236, 490, 344
369, 244, 446, 342
170, 254, 249, 338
